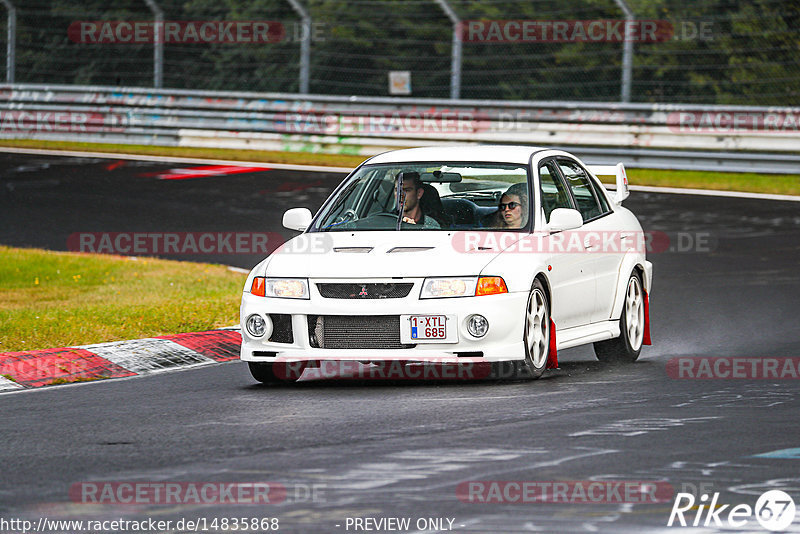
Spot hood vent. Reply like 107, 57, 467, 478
387, 247, 435, 253
333, 247, 373, 253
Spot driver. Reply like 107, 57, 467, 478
395, 172, 440, 229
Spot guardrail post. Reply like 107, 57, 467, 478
0, 0, 15, 83
614, 0, 634, 103
144, 0, 163, 88
286, 0, 311, 94
433, 0, 461, 100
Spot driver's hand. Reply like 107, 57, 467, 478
402, 216, 416, 224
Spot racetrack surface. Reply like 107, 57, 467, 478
1, 152, 799, 533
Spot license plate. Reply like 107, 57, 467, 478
409, 315, 447, 340
400, 314, 457, 344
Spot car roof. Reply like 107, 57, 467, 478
366, 145, 548, 165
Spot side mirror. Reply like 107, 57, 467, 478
282, 207, 312, 232
547, 208, 583, 233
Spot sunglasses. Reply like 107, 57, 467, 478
499, 201, 520, 211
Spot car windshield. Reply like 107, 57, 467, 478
312, 162, 531, 232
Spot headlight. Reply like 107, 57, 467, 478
420, 277, 478, 298
250, 277, 309, 299
420, 276, 508, 298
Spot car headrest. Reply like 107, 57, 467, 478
420, 183, 443, 212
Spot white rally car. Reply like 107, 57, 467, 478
240, 146, 652, 383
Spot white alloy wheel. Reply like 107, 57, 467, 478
594, 270, 646, 363
526, 288, 550, 369
625, 276, 645, 352
514, 279, 549, 379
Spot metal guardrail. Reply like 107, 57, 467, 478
1, 84, 798, 173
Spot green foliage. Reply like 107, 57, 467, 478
5, 0, 798, 103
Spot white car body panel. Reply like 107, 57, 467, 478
240, 145, 652, 366
240, 288, 529, 362
261, 231, 525, 280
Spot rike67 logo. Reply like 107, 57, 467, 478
668, 490, 796, 531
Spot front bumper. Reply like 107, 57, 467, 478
240, 278, 528, 363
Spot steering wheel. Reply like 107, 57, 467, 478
362, 212, 406, 227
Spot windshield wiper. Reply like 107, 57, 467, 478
395, 172, 404, 231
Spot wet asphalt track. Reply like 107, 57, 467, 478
1, 152, 800, 533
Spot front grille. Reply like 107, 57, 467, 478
268, 314, 293, 344
317, 283, 413, 299
308, 315, 414, 349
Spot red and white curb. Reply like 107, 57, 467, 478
0, 328, 241, 391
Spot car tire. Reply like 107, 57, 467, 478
594, 270, 644, 363
515, 278, 550, 380
248, 362, 281, 384
249, 361, 309, 384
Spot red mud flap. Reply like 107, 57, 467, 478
643, 289, 652, 345
546, 319, 559, 369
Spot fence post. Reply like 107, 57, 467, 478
286, 0, 311, 94
433, 0, 461, 100
0, 0, 14, 84
143, 0, 163, 88
613, 0, 634, 103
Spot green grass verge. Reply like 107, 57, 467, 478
1, 139, 798, 194
0, 138, 366, 168
0, 245, 245, 353
621, 168, 800, 196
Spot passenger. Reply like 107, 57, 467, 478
394, 172, 441, 229
484, 183, 529, 229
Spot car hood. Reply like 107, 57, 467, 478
262, 231, 525, 278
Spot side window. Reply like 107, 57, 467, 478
538, 161, 573, 222
588, 172, 611, 214
557, 159, 608, 222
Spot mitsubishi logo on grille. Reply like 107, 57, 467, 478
359, 285, 369, 297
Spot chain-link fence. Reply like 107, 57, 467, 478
3, 0, 798, 105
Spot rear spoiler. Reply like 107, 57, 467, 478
587, 163, 629, 205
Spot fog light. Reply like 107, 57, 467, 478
467, 314, 489, 338
246, 314, 269, 338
